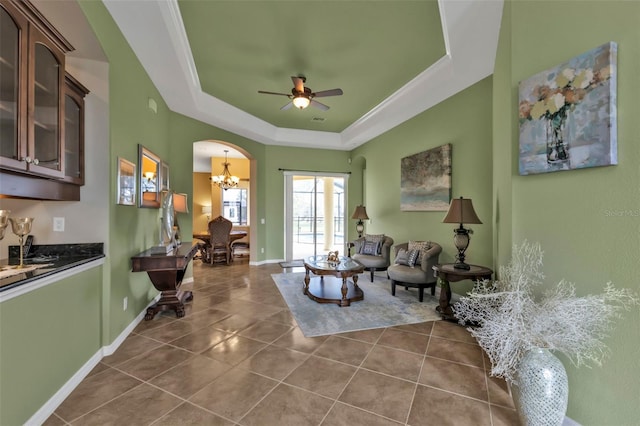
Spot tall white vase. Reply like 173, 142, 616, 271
512, 348, 569, 426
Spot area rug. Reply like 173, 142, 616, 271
279, 260, 304, 268
271, 272, 441, 337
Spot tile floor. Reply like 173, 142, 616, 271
44, 260, 519, 426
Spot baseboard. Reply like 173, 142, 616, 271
563, 416, 581, 425
103, 293, 161, 355
250, 258, 284, 266
25, 350, 102, 425
26, 292, 164, 424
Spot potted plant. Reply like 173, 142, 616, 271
453, 241, 638, 426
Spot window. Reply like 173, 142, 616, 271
222, 188, 247, 225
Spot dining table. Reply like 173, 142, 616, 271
193, 230, 247, 245
193, 230, 247, 263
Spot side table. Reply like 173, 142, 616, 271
432, 263, 493, 321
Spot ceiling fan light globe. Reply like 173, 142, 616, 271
292, 96, 310, 109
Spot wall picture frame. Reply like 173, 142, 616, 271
138, 144, 161, 208
161, 160, 170, 191
518, 42, 617, 175
116, 157, 136, 206
400, 143, 452, 211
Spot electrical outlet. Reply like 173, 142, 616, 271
261, 248, 264, 254
123, 297, 128, 311
53, 217, 65, 232
260, 218, 265, 224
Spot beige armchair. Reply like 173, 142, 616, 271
387, 242, 442, 302
349, 235, 394, 282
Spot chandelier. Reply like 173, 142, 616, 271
210, 150, 239, 190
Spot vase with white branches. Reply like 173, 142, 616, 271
453, 241, 638, 426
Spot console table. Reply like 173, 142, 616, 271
131, 243, 198, 320
432, 263, 493, 321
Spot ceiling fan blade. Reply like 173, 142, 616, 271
258, 90, 291, 97
280, 101, 293, 111
310, 99, 329, 111
291, 76, 305, 93
312, 88, 343, 98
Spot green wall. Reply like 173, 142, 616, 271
263, 145, 352, 258
350, 77, 494, 294
495, 1, 640, 423
80, 0, 174, 343
491, 0, 513, 269
0, 266, 103, 426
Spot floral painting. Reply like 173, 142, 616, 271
519, 42, 617, 175
400, 144, 451, 211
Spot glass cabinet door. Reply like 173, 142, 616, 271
0, 4, 27, 169
64, 92, 81, 182
62, 74, 88, 185
32, 41, 62, 175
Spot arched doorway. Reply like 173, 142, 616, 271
193, 141, 256, 262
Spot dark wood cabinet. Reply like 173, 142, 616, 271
0, 0, 87, 199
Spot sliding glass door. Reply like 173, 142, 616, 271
284, 172, 348, 261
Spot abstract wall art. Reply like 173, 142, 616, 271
400, 143, 451, 211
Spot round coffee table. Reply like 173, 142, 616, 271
303, 255, 365, 307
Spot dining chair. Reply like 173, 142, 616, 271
207, 216, 233, 265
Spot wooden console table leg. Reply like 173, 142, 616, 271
144, 270, 193, 320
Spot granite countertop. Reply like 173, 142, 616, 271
1, 243, 104, 293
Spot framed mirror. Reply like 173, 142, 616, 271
138, 144, 161, 208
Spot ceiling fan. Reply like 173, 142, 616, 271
258, 76, 343, 111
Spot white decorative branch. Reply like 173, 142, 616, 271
453, 241, 638, 384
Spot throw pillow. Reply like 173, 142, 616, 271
360, 240, 380, 256
407, 249, 420, 267
408, 240, 432, 265
394, 248, 409, 265
364, 233, 385, 243
365, 234, 385, 254
408, 240, 432, 253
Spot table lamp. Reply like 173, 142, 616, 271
442, 197, 482, 270
351, 205, 369, 238
172, 192, 189, 246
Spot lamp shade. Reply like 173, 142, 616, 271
173, 193, 189, 214
201, 205, 212, 215
351, 205, 369, 220
442, 197, 482, 225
